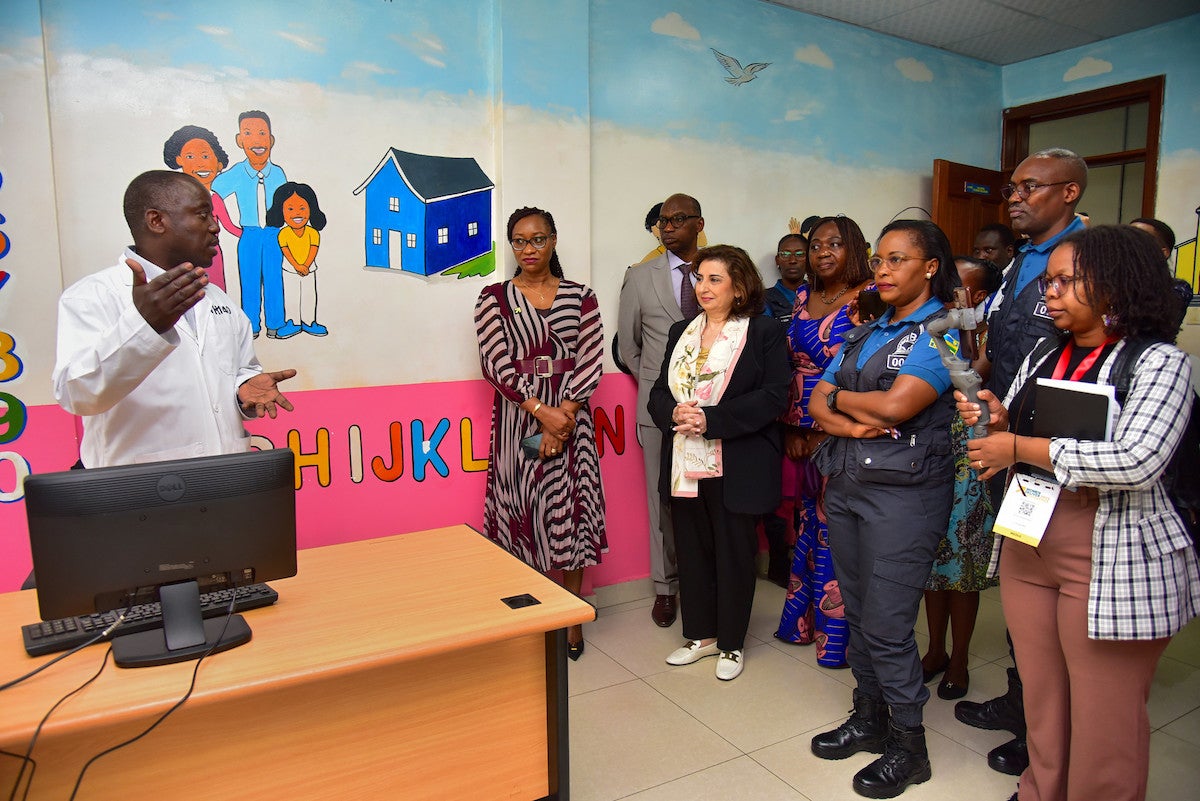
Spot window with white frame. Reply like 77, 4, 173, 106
388, 197, 399, 212
468, 221, 478, 236
407, 233, 417, 248
372, 228, 382, 245
437, 227, 449, 245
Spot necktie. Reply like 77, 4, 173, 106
678, 263, 699, 319
256, 171, 267, 227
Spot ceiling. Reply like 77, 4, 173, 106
763, 0, 1200, 65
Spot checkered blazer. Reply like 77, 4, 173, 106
989, 338, 1200, 640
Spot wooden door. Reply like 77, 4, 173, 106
931, 159, 1008, 255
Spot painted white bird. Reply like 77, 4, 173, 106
711, 48, 770, 86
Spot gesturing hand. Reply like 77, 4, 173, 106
128, 258, 208, 334
238, 369, 297, 418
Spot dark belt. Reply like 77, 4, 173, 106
514, 356, 575, 377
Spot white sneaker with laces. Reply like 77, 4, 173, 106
715, 649, 743, 680
665, 640, 720, 666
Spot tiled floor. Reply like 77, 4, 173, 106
568, 577, 1200, 801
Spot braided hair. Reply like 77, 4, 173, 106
507, 206, 563, 278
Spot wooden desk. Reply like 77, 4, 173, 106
0, 526, 594, 800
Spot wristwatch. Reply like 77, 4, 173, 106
826, 387, 843, 412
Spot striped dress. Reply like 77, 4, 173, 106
474, 279, 607, 571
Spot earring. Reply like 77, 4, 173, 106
1103, 310, 1118, 330
925, 271, 933, 280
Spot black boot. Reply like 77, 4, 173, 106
812, 692, 889, 760
988, 735, 1029, 776
852, 721, 932, 799
955, 666, 1025, 735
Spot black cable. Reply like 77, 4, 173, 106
6, 647, 113, 801
889, 205, 933, 222
0, 611, 129, 693
67, 592, 240, 800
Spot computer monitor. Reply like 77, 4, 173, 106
24, 448, 297, 668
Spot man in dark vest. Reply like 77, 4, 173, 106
958, 147, 1088, 778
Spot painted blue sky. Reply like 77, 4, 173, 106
589, 0, 1001, 171
36, 0, 494, 99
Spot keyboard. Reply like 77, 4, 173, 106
22, 583, 279, 657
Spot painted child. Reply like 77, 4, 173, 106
266, 182, 328, 337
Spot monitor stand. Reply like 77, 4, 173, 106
112, 580, 251, 669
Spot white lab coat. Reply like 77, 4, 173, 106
52, 249, 263, 468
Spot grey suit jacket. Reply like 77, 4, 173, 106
617, 252, 687, 426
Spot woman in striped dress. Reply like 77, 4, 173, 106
474, 206, 607, 660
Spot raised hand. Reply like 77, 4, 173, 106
128, 258, 207, 334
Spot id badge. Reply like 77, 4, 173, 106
992, 472, 1061, 547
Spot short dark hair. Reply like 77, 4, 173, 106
954, 255, 1002, 295
777, 233, 807, 250
806, 216, 872, 291
122, 170, 197, 233
1129, 217, 1176, 251
799, 215, 821, 236
238, 110, 272, 130
645, 202, 663, 232
978, 222, 1015, 250
265, 182, 327, 231
693, 244, 765, 318
1029, 147, 1088, 194
507, 206, 563, 278
1061, 225, 1181, 343
162, 125, 230, 171
878, 220, 961, 304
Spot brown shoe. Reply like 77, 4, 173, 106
651, 594, 677, 627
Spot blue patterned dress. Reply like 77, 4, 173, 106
773, 285, 865, 667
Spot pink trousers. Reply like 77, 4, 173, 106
1001, 488, 1170, 801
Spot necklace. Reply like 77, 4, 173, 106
517, 276, 555, 304
819, 283, 850, 305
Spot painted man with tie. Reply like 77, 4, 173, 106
617, 193, 705, 627
212, 110, 296, 339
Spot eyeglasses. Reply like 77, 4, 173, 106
1037, 273, 1079, 295
809, 239, 844, 253
1000, 180, 1072, 202
656, 213, 700, 229
510, 235, 551, 250
868, 254, 926, 270
777, 250, 806, 259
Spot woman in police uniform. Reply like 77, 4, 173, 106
807, 220, 961, 799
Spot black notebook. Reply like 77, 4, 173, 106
1032, 378, 1117, 441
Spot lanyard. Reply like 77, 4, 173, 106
1051, 338, 1115, 381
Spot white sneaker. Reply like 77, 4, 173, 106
666, 640, 720, 666
715, 649, 744, 681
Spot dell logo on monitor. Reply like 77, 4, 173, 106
156, 475, 186, 502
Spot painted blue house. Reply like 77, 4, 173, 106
353, 149, 494, 276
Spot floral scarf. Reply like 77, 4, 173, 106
666, 314, 750, 497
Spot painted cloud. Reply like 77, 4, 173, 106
651, 12, 700, 40
1064, 56, 1112, 82
794, 44, 833, 69
895, 57, 933, 83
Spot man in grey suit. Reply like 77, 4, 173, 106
617, 193, 704, 626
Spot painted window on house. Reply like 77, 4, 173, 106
372, 228, 382, 245
407, 233, 417, 248
437, 227, 449, 245
389, 197, 400, 212
468, 221, 478, 236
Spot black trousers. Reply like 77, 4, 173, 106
671, 478, 759, 652
825, 473, 951, 727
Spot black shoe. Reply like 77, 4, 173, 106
852, 721, 932, 799
987, 736, 1028, 776
567, 639, 584, 661
651, 594, 677, 627
954, 667, 1024, 735
812, 692, 890, 760
937, 671, 969, 700
922, 653, 949, 684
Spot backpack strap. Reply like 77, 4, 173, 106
1109, 337, 1155, 405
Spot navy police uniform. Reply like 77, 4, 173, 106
814, 298, 956, 727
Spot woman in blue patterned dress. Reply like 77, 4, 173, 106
773, 216, 874, 668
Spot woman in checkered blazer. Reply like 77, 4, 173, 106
958, 224, 1200, 801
